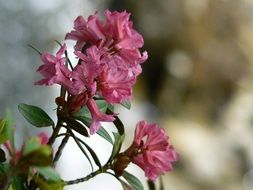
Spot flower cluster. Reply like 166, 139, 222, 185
34, 9, 179, 182
114, 121, 179, 181
35, 10, 147, 134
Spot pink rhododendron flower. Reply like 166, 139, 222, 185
65, 14, 104, 50
98, 55, 136, 103
125, 121, 179, 181
86, 98, 115, 134
71, 46, 104, 95
35, 44, 73, 91
103, 10, 144, 50
65, 10, 147, 75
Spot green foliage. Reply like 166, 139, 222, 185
18, 104, 54, 128
122, 171, 144, 190
36, 167, 61, 181
77, 138, 102, 170
0, 119, 7, 144
120, 101, 131, 110
73, 99, 110, 127
147, 180, 155, 190
22, 137, 52, 166
97, 127, 113, 145
35, 167, 64, 190
11, 176, 25, 190
5, 110, 14, 147
107, 109, 125, 162
110, 132, 122, 161
62, 117, 89, 137
120, 179, 134, 190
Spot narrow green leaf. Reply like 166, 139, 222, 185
123, 171, 144, 190
120, 179, 134, 190
5, 110, 14, 147
97, 127, 113, 145
120, 101, 131, 110
18, 104, 54, 128
108, 104, 114, 112
147, 180, 156, 190
68, 130, 94, 171
106, 109, 125, 162
107, 109, 125, 137
0, 119, 7, 144
74, 99, 108, 119
36, 167, 61, 181
77, 137, 102, 169
159, 177, 164, 190
63, 117, 89, 137
110, 132, 121, 161
96, 100, 108, 113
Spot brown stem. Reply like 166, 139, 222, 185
47, 120, 62, 146
65, 165, 110, 185
53, 133, 70, 167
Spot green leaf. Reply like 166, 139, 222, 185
0, 148, 6, 162
77, 138, 102, 169
22, 137, 41, 156
46, 181, 65, 190
74, 99, 108, 118
0, 163, 10, 174
18, 104, 54, 128
63, 117, 89, 137
22, 137, 52, 166
0, 119, 7, 144
159, 177, 164, 190
122, 171, 144, 190
68, 130, 94, 171
108, 104, 114, 112
36, 167, 61, 181
107, 109, 125, 162
120, 179, 134, 190
110, 132, 121, 161
11, 176, 25, 190
5, 110, 14, 147
97, 126, 113, 145
96, 100, 108, 112
147, 180, 156, 190
120, 101, 131, 110
22, 147, 52, 166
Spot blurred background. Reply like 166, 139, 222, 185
1, 0, 253, 189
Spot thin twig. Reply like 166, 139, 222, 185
65, 165, 109, 185
48, 120, 62, 146
53, 134, 70, 167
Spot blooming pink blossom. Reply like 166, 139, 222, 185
98, 55, 136, 103
71, 46, 104, 96
86, 98, 115, 134
35, 44, 73, 91
103, 10, 144, 50
65, 14, 104, 50
126, 121, 179, 181
65, 10, 148, 75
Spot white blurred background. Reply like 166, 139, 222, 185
1, 0, 253, 189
